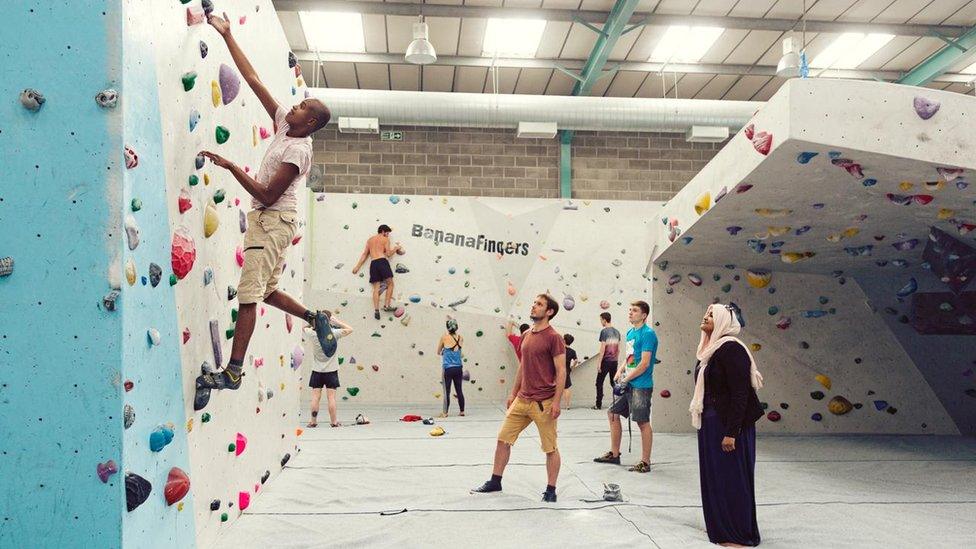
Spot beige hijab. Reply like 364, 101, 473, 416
690, 303, 763, 430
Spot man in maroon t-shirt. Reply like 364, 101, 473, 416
473, 294, 567, 502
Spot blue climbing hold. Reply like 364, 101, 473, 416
389, 195, 400, 204
149, 425, 175, 452
409, 295, 421, 303
796, 152, 818, 164
896, 277, 917, 298
873, 400, 889, 411
811, 413, 823, 421
862, 178, 877, 187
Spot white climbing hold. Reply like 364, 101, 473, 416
124, 215, 140, 250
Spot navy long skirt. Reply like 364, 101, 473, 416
697, 407, 761, 546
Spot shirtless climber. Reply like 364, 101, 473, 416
351, 224, 402, 320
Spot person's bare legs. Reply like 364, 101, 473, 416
562, 388, 572, 409
491, 440, 512, 476
639, 422, 653, 463
383, 277, 394, 308
230, 303, 258, 361
545, 449, 561, 486
264, 289, 313, 320
609, 413, 623, 456
326, 388, 338, 426
308, 388, 322, 427
371, 282, 381, 311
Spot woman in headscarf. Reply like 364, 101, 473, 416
690, 302, 764, 547
437, 317, 465, 417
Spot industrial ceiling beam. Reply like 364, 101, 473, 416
292, 51, 976, 84
273, 0, 970, 38
897, 27, 976, 86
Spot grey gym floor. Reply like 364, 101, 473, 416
213, 405, 976, 548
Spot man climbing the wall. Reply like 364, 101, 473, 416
472, 294, 566, 502
351, 225, 402, 320
194, 12, 336, 403
504, 320, 530, 362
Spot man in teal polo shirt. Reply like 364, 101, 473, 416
593, 300, 658, 473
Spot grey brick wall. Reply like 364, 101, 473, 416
308, 126, 724, 201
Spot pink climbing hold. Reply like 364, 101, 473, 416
171, 228, 197, 279
285, 315, 293, 333
124, 146, 138, 169
254, 357, 264, 368
97, 460, 118, 483
235, 246, 244, 267
182, 327, 191, 344
219, 64, 241, 105
600, 300, 610, 310
178, 189, 193, 214
238, 491, 250, 511
743, 123, 755, 140
186, 6, 205, 25
235, 433, 247, 456
239, 16, 247, 24
291, 345, 303, 370
259, 127, 271, 139
752, 131, 772, 155
393, 306, 405, 318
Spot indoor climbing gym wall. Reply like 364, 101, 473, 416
1, 2, 126, 546
652, 78, 975, 434
125, 1, 308, 548
3, 1, 307, 548
305, 194, 656, 412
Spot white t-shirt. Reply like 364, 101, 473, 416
305, 326, 351, 373
252, 105, 312, 212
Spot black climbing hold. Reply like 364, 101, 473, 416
260, 470, 270, 484
202, 0, 215, 15
853, 403, 863, 410
886, 406, 898, 414
199, 40, 208, 58
810, 391, 825, 400
125, 473, 152, 512
210, 499, 221, 511
280, 453, 291, 467
288, 51, 297, 68
780, 402, 789, 410
760, 402, 768, 410
149, 263, 162, 287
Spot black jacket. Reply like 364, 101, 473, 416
694, 341, 764, 438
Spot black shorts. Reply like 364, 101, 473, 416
369, 258, 394, 283
565, 369, 573, 389
309, 370, 340, 389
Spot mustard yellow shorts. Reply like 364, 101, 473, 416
238, 210, 297, 304
497, 397, 558, 453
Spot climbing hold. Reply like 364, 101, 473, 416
393, 306, 405, 318
215, 125, 230, 144
811, 391, 825, 400
291, 345, 303, 370
123, 404, 135, 429
563, 295, 575, 311
811, 413, 823, 422
429, 426, 446, 437
95, 89, 118, 108
96, 460, 118, 483
409, 295, 421, 303
688, 273, 703, 286
220, 513, 229, 522
195, 155, 205, 170
766, 411, 781, 422
694, 192, 711, 215
219, 64, 241, 105
170, 229, 196, 280
124, 259, 137, 286
235, 433, 247, 456
146, 328, 161, 347
796, 151, 818, 164
178, 188, 193, 214
828, 396, 853, 415
726, 226, 742, 236
129, 197, 143, 213
752, 131, 772, 155
102, 290, 120, 311
238, 491, 250, 512
749, 343, 761, 352
873, 400, 889, 411
913, 96, 940, 120
775, 316, 792, 330
124, 146, 139, 169
896, 277, 918, 298
164, 467, 190, 506
189, 109, 200, 132
204, 202, 220, 237
125, 473, 152, 512
149, 424, 175, 452
198, 39, 208, 58
746, 269, 771, 288
227, 286, 237, 301
186, 5, 205, 25
19, 88, 45, 111
213, 189, 226, 205
181, 72, 198, 93
781, 251, 815, 264
660, 389, 671, 398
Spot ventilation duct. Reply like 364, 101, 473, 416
312, 88, 760, 133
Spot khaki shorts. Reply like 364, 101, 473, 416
497, 396, 558, 453
239, 210, 297, 304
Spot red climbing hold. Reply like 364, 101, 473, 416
766, 410, 782, 422
171, 228, 196, 279
285, 315, 293, 333
291, 234, 302, 245
752, 131, 772, 155
659, 389, 671, 398
743, 124, 755, 140
238, 491, 250, 511
178, 189, 193, 214
235, 432, 247, 456
124, 380, 134, 392
182, 328, 191, 344
165, 467, 190, 506
372, 365, 379, 372
97, 460, 118, 483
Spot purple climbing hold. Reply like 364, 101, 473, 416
199, 40, 208, 58
239, 210, 247, 233
891, 239, 919, 252
913, 96, 940, 120
149, 263, 162, 287
219, 64, 241, 105
795, 226, 811, 236
811, 413, 822, 422
125, 473, 152, 512
726, 226, 742, 236
97, 460, 118, 483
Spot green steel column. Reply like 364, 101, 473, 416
898, 26, 976, 86
560, 130, 573, 199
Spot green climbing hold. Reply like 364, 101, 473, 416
343, 225, 349, 230
225, 327, 235, 339
231, 308, 238, 322
228, 443, 235, 452
494, 308, 501, 313
169, 274, 178, 286
476, 330, 483, 337
201, 413, 211, 423
721, 284, 732, 293
371, 332, 381, 337
189, 174, 199, 186
347, 387, 359, 396
337, 357, 344, 365
220, 513, 228, 522
351, 203, 357, 209
215, 126, 230, 144
464, 268, 470, 274
180, 0, 191, 3
342, 396, 348, 401
182, 71, 197, 91
819, 296, 829, 305
213, 189, 226, 204
768, 306, 779, 315
131, 198, 142, 212
464, 281, 470, 288
500, 366, 505, 370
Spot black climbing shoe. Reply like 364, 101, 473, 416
542, 491, 557, 503
593, 451, 621, 465
470, 480, 502, 494
313, 310, 337, 358
591, 405, 602, 410
373, 309, 380, 320
196, 369, 243, 390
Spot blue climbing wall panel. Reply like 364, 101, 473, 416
120, 2, 196, 546
0, 1, 125, 547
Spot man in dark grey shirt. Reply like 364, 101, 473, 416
593, 312, 621, 409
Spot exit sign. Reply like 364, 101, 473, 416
381, 130, 403, 141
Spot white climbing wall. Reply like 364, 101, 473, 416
130, 2, 306, 546
304, 194, 656, 411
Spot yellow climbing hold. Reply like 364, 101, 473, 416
125, 258, 137, 286
186, 418, 194, 432
828, 395, 853, 415
899, 181, 914, 191
781, 251, 815, 264
429, 426, 445, 437
815, 374, 832, 390
938, 208, 955, 220
252, 125, 257, 147
924, 180, 944, 191
746, 269, 772, 289
434, 392, 441, 399
694, 192, 711, 215
755, 208, 793, 218
204, 173, 210, 186
766, 226, 791, 237
211, 80, 221, 107
280, 383, 285, 391
356, 364, 364, 371
204, 201, 220, 238
749, 343, 762, 352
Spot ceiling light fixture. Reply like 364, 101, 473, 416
405, 15, 437, 65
